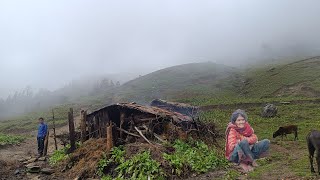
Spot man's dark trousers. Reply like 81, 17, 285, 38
37, 136, 45, 156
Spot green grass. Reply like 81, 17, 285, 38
0, 133, 25, 146
0, 104, 71, 133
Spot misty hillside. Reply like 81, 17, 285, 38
111, 62, 242, 104
109, 57, 320, 105
2, 57, 320, 121
242, 56, 320, 98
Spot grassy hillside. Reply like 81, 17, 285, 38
112, 62, 242, 104
111, 57, 320, 106
242, 56, 320, 98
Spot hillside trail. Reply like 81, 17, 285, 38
0, 116, 81, 179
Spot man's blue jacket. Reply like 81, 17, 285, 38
37, 123, 48, 138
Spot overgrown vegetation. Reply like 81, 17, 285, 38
0, 134, 25, 146
97, 140, 227, 179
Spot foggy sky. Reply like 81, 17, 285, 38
1, 0, 320, 98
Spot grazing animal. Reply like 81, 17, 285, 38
273, 125, 298, 140
306, 130, 320, 174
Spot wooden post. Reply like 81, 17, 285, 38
80, 110, 87, 143
43, 129, 49, 156
106, 123, 113, 153
119, 111, 125, 138
52, 109, 58, 150
101, 111, 109, 138
99, 113, 103, 138
68, 108, 76, 152
88, 116, 93, 139
94, 117, 98, 138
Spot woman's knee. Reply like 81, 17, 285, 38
239, 139, 249, 147
260, 139, 270, 149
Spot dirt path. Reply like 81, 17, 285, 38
0, 117, 80, 179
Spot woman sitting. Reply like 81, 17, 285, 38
225, 109, 270, 172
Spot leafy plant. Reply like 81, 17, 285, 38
0, 134, 25, 146
97, 146, 125, 177
49, 145, 69, 165
163, 140, 228, 176
98, 146, 164, 179
116, 151, 164, 180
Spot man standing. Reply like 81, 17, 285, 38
37, 117, 48, 157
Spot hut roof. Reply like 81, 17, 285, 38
88, 102, 193, 122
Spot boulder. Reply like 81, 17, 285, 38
26, 164, 41, 173
41, 168, 54, 175
38, 157, 46, 161
261, 103, 278, 118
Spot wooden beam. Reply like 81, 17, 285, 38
134, 126, 152, 144
116, 127, 140, 137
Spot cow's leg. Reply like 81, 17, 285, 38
308, 141, 315, 173
294, 130, 298, 141
316, 150, 320, 175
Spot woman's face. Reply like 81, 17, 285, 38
235, 115, 246, 128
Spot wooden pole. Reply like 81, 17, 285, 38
80, 110, 87, 143
43, 129, 49, 156
106, 123, 113, 153
68, 108, 76, 152
52, 109, 58, 150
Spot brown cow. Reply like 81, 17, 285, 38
273, 125, 298, 140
